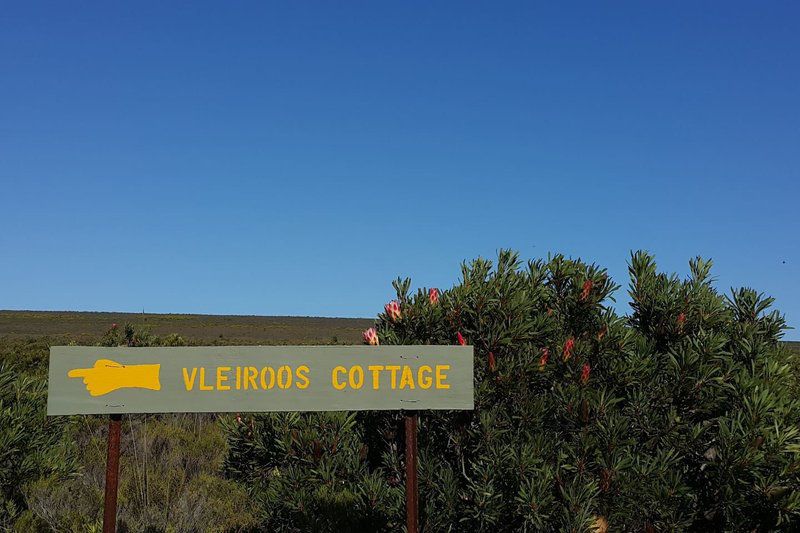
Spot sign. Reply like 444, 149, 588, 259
47, 345, 474, 415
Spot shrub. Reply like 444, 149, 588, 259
26, 414, 256, 532
0, 363, 75, 529
0, 336, 58, 376
224, 411, 404, 531
226, 250, 800, 531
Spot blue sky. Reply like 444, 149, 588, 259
1, 2, 798, 335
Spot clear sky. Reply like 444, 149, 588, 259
1, 2, 798, 335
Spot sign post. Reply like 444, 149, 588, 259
103, 414, 122, 533
48, 345, 474, 531
405, 412, 419, 533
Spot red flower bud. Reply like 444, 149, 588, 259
363, 327, 379, 346
457, 332, 466, 346
428, 288, 440, 305
539, 347, 550, 370
677, 312, 686, 327
581, 279, 593, 301
385, 300, 402, 322
581, 363, 591, 385
488, 351, 496, 372
563, 337, 575, 361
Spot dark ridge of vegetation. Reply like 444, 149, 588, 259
0, 310, 372, 345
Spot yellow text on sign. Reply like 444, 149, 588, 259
182, 365, 310, 391
331, 364, 450, 390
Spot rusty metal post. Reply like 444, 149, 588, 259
103, 414, 122, 533
405, 412, 419, 533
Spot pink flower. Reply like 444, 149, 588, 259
581, 363, 591, 385
457, 332, 467, 346
539, 347, 550, 370
581, 279, 593, 301
363, 327, 379, 346
428, 288, 440, 305
385, 300, 402, 322
111, 323, 118, 330
563, 337, 575, 361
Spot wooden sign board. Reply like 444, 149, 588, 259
47, 345, 474, 415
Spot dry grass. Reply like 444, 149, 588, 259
0, 310, 373, 345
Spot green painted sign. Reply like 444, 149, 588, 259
47, 345, 474, 415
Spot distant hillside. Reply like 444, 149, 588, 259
1, 309, 797, 352
0, 310, 373, 345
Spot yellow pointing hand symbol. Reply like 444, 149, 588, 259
67, 359, 161, 397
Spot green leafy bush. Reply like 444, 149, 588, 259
226, 250, 800, 531
0, 363, 75, 528
224, 411, 404, 531
0, 336, 59, 376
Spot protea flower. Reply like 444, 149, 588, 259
111, 323, 118, 330
677, 312, 686, 330
385, 300, 401, 322
363, 327, 379, 346
457, 332, 466, 346
539, 347, 550, 370
581, 279, 593, 301
428, 287, 440, 305
581, 363, 591, 384
563, 337, 575, 361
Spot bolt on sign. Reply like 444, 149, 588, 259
47, 345, 474, 415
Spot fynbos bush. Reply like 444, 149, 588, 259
226, 250, 800, 531
0, 363, 75, 529
25, 414, 256, 532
